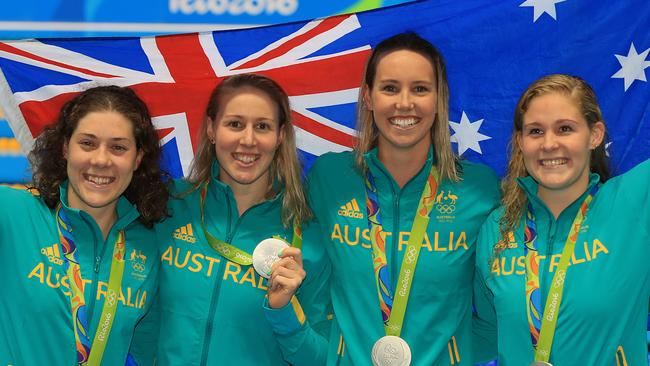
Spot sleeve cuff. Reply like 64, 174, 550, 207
263, 295, 306, 335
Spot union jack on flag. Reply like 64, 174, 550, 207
0, 0, 649, 179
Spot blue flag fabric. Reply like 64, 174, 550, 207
0, 0, 648, 179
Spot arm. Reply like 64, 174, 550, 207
128, 295, 160, 366
472, 218, 499, 365
263, 221, 331, 366
472, 265, 497, 364
128, 230, 163, 366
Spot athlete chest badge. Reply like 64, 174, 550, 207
434, 189, 458, 223
128, 249, 147, 281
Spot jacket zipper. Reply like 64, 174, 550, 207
200, 195, 254, 365
85, 214, 107, 326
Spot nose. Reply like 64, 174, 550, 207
396, 90, 414, 110
91, 146, 111, 166
240, 125, 256, 146
541, 132, 558, 151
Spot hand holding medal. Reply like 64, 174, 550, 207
253, 238, 306, 308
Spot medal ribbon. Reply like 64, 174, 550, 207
57, 205, 126, 366
199, 180, 302, 265
365, 166, 439, 337
524, 185, 597, 363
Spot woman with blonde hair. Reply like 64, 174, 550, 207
306, 32, 500, 365
153, 73, 330, 365
475, 74, 649, 365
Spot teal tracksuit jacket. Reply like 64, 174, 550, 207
475, 159, 650, 365
152, 162, 331, 365
306, 148, 500, 366
0, 182, 159, 365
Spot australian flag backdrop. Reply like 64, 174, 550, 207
0, 0, 648, 179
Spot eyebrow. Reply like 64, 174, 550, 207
378, 79, 433, 84
76, 133, 133, 142
222, 114, 275, 122
524, 119, 578, 126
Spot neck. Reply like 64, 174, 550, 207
537, 179, 589, 219
66, 187, 118, 240
87, 207, 118, 240
224, 175, 270, 216
377, 142, 429, 188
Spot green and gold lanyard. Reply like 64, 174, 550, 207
199, 180, 302, 265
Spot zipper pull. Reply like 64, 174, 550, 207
94, 256, 101, 273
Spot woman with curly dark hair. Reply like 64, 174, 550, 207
0, 85, 169, 366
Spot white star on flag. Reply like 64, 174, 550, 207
611, 42, 650, 91
449, 111, 491, 156
520, 0, 566, 22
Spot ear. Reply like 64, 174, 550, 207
206, 116, 216, 143
63, 139, 69, 159
135, 149, 144, 170
277, 123, 286, 148
589, 121, 605, 149
515, 131, 523, 153
362, 86, 373, 111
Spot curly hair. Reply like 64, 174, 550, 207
189, 73, 311, 227
497, 74, 610, 256
28, 85, 170, 228
355, 32, 459, 181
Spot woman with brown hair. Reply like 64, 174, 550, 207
153, 73, 330, 365
0, 85, 169, 365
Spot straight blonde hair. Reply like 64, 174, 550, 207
354, 32, 459, 182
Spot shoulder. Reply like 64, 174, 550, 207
605, 158, 650, 190
0, 185, 47, 210
475, 206, 505, 261
458, 160, 499, 182
307, 151, 356, 177
452, 161, 501, 206
0, 186, 51, 229
168, 178, 195, 196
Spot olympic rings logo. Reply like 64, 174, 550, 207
405, 246, 417, 264
106, 289, 117, 306
218, 244, 231, 256
436, 204, 456, 214
553, 270, 566, 288
132, 263, 145, 272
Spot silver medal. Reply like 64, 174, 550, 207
252, 238, 289, 278
371, 335, 411, 366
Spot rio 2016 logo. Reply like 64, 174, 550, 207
169, 0, 298, 16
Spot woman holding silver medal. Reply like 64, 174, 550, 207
151, 73, 331, 365
474, 74, 650, 365
305, 32, 500, 365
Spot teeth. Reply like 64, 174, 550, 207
390, 117, 418, 128
233, 153, 258, 163
86, 175, 113, 185
541, 158, 568, 166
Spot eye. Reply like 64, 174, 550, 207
381, 84, 398, 93
414, 85, 429, 93
526, 127, 543, 136
225, 120, 242, 129
255, 121, 272, 131
558, 125, 574, 133
78, 139, 95, 148
112, 144, 128, 152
